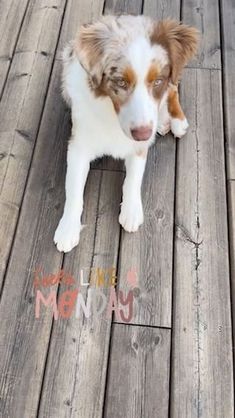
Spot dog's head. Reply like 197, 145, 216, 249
75, 16, 199, 141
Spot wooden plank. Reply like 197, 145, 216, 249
104, 0, 142, 14
104, 324, 171, 417
228, 180, 235, 359
0, 61, 67, 418
0, 0, 29, 96
0, 0, 105, 416
144, 0, 180, 19
0, 0, 67, 289
0, 201, 19, 276
171, 69, 234, 417
181, 0, 221, 69
116, 137, 175, 327
115, 0, 180, 328
220, 0, 235, 179
38, 171, 123, 418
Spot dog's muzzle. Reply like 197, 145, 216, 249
131, 125, 153, 141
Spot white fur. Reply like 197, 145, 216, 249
157, 91, 171, 135
171, 117, 189, 138
54, 23, 185, 252
117, 38, 168, 138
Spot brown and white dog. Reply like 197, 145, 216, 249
54, 15, 198, 253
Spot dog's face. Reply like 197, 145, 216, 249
76, 16, 198, 142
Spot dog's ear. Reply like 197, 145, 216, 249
151, 19, 199, 84
75, 18, 115, 88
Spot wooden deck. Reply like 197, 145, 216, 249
0, 0, 234, 417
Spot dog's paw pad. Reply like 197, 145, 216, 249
54, 216, 81, 253
171, 117, 189, 138
119, 203, 144, 233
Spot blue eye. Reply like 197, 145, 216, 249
154, 79, 163, 87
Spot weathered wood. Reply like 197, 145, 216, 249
0, 1, 234, 417
220, 0, 235, 179
181, 0, 221, 69
38, 171, 123, 418
171, 69, 234, 417
228, 180, 235, 361
0, 201, 19, 277
144, 0, 180, 20
116, 137, 175, 327
0, 62, 67, 418
0, 0, 67, 290
104, 0, 142, 14
115, 0, 179, 328
104, 324, 171, 417
0, 0, 29, 96
0, 0, 105, 416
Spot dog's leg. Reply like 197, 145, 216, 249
119, 154, 146, 232
54, 141, 90, 252
168, 84, 189, 138
157, 98, 171, 136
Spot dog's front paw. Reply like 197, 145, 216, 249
54, 215, 81, 253
157, 120, 171, 136
119, 201, 144, 233
171, 117, 189, 138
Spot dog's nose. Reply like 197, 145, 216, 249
131, 126, 153, 141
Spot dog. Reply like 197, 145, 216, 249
54, 15, 198, 253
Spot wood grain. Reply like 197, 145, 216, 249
0, 1, 234, 417
104, 0, 142, 15
228, 180, 235, 365
171, 68, 234, 418
0, 0, 105, 416
181, 0, 221, 69
0, 0, 67, 290
0, 61, 67, 417
38, 171, 123, 418
220, 0, 235, 179
104, 324, 171, 418
116, 137, 175, 327
0, 0, 29, 96
144, 0, 180, 20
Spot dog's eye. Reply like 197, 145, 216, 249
116, 78, 128, 89
154, 79, 163, 87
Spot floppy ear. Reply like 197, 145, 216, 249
75, 19, 114, 88
151, 19, 199, 84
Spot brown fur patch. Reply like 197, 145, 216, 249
150, 19, 199, 84
123, 66, 137, 86
94, 66, 137, 113
75, 18, 116, 89
146, 63, 170, 101
112, 100, 121, 113
168, 86, 185, 120
146, 64, 160, 84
